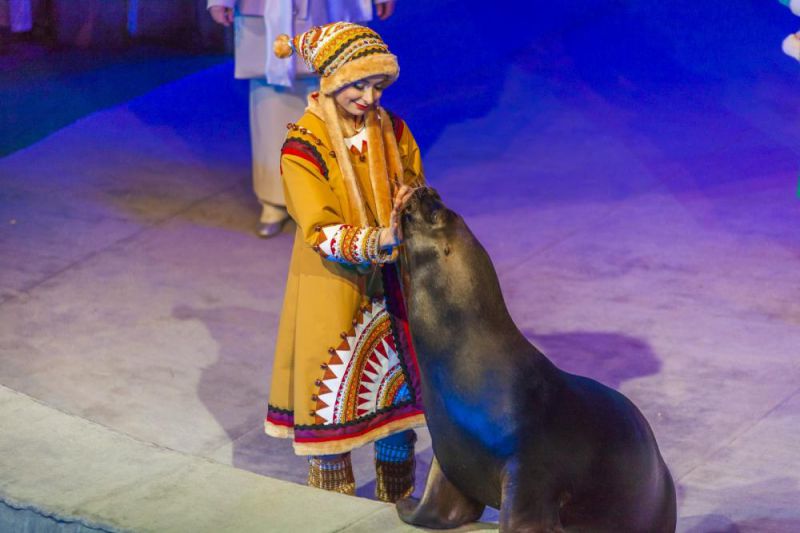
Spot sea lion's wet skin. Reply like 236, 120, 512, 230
398, 188, 677, 533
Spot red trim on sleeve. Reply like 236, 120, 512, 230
282, 147, 325, 177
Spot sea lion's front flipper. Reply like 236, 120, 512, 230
396, 456, 485, 529
498, 461, 565, 533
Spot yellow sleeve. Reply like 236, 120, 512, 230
282, 153, 392, 266
281, 153, 342, 245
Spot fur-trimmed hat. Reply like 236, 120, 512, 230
274, 22, 399, 95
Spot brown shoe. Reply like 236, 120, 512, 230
375, 455, 415, 502
307, 453, 356, 495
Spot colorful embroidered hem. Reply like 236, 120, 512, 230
265, 405, 294, 438
266, 411, 426, 455
313, 224, 392, 265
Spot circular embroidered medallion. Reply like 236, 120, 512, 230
313, 298, 412, 425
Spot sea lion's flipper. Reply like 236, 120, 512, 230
498, 462, 565, 533
396, 456, 485, 529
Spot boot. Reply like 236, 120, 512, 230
375, 431, 416, 502
307, 453, 355, 495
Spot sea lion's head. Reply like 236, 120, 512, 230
398, 187, 467, 341
399, 185, 484, 287
400, 187, 461, 264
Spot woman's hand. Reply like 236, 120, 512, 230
209, 6, 234, 27
374, 1, 396, 20
379, 184, 414, 249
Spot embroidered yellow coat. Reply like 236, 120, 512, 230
265, 95, 426, 455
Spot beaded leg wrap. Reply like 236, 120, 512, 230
375, 432, 416, 503
307, 453, 356, 496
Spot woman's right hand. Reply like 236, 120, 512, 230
209, 6, 234, 27
379, 185, 414, 249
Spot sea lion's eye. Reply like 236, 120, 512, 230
443, 245, 451, 256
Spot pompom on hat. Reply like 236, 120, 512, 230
274, 22, 399, 95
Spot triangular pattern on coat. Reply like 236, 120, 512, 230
312, 298, 411, 426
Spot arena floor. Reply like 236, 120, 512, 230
1, 2, 799, 531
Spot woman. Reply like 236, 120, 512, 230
266, 22, 426, 502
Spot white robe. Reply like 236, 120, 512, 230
207, 0, 374, 86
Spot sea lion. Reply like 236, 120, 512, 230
396, 187, 677, 533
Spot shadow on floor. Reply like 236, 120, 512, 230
523, 328, 662, 390
172, 305, 271, 436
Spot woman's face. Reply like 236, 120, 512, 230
334, 75, 389, 118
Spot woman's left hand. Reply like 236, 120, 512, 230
380, 184, 414, 249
